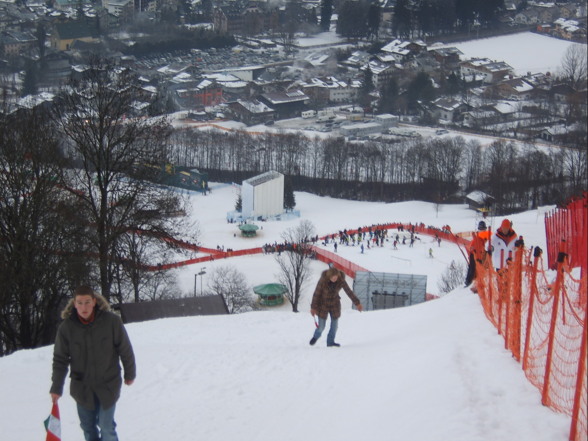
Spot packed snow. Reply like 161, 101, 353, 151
435, 31, 581, 76
0, 183, 571, 441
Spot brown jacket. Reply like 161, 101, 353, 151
311, 269, 360, 319
50, 295, 136, 410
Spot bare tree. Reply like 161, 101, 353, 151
0, 107, 87, 355
52, 57, 191, 303
561, 147, 588, 196
437, 260, 467, 293
559, 44, 587, 90
207, 265, 254, 314
275, 220, 316, 312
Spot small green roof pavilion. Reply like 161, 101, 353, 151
253, 283, 287, 306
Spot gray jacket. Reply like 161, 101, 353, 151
50, 295, 136, 410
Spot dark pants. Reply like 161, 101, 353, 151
465, 253, 476, 286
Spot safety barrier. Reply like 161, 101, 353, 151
475, 194, 587, 441
311, 246, 369, 279
143, 246, 263, 271
545, 193, 587, 273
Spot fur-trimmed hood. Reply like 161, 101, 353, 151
60, 294, 111, 320
319, 268, 346, 284
311, 268, 359, 320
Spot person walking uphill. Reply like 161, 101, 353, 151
50, 285, 136, 441
309, 267, 363, 347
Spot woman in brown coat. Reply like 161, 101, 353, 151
309, 267, 363, 347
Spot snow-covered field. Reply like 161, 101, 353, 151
435, 31, 581, 75
0, 184, 570, 441
295, 30, 581, 76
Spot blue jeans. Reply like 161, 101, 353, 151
77, 394, 118, 441
313, 315, 339, 346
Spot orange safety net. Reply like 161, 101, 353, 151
474, 207, 587, 441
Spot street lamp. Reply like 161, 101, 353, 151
197, 267, 207, 296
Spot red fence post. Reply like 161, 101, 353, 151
522, 247, 542, 371
569, 300, 587, 441
541, 243, 567, 407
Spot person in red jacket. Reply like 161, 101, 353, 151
465, 221, 492, 287
309, 267, 363, 347
491, 219, 518, 270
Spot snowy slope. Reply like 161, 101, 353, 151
2, 290, 570, 441
0, 184, 570, 441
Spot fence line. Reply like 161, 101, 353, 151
545, 193, 588, 273
475, 194, 587, 441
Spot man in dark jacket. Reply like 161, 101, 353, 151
50, 285, 136, 441
309, 267, 363, 347
465, 221, 492, 287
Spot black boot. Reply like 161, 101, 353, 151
327, 343, 341, 347
309, 337, 318, 346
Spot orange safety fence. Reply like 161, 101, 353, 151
545, 193, 588, 273
474, 194, 587, 441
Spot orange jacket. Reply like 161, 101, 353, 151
469, 230, 491, 261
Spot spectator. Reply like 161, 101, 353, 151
491, 219, 518, 270
465, 221, 492, 287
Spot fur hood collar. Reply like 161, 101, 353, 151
61, 294, 111, 320
319, 268, 346, 283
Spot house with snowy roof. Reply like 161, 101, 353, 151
380, 39, 426, 61
492, 77, 535, 100
304, 51, 333, 67
342, 50, 371, 68
300, 76, 356, 105
514, 8, 540, 24
173, 79, 223, 110
430, 97, 470, 123
553, 18, 585, 40
227, 99, 275, 125
204, 72, 248, 95
363, 59, 396, 88
428, 47, 463, 69
460, 58, 513, 84
462, 109, 500, 129
259, 89, 309, 119
465, 190, 495, 212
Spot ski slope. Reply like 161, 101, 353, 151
0, 184, 571, 441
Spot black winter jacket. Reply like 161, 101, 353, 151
50, 295, 136, 410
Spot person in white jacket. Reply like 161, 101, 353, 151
491, 219, 518, 270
